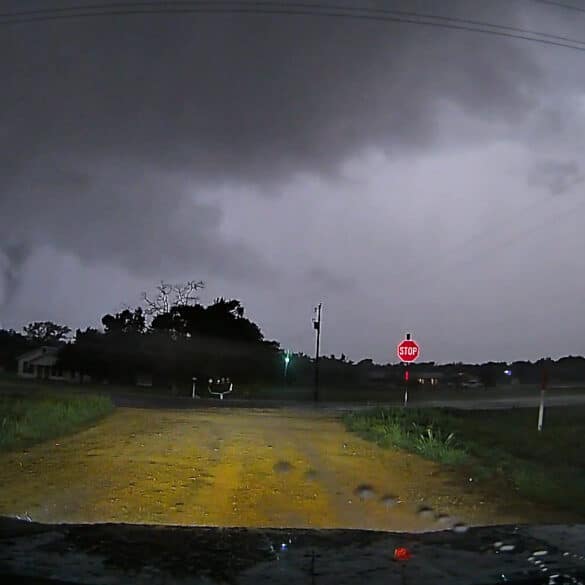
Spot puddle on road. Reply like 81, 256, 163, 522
0, 408, 570, 530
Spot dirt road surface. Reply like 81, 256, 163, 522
0, 408, 568, 531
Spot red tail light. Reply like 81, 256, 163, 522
394, 547, 412, 561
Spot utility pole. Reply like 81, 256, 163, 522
313, 303, 322, 402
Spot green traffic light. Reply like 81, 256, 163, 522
284, 355, 290, 364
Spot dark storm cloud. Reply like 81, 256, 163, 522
1, 155, 272, 279
0, 0, 545, 304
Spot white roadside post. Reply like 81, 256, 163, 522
192, 377, 198, 399
538, 368, 548, 432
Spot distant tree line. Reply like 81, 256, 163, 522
58, 294, 283, 391
1, 280, 584, 393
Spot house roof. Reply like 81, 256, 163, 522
17, 346, 60, 361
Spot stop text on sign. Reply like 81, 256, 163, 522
399, 346, 418, 357
396, 339, 421, 363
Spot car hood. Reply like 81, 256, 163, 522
1, 517, 584, 584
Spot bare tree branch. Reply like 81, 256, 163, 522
142, 279, 204, 317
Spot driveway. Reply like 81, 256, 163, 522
0, 407, 571, 530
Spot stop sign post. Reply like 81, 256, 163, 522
397, 334, 420, 406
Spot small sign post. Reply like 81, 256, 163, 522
397, 334, 420, 406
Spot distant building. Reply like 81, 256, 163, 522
17, 346, 88, 383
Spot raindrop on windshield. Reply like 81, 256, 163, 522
417, 505, 434, 519
380, 494, 399, 508
273, 461, 293, 473
452, 522, 469, 533
304, 469, 318, 481
436, 513, 451, 526
500, 544, 516, 552
354, 484, 376, 500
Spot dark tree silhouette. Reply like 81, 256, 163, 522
23, 321, 71, 345
152, 298, 264, 344
102, 308, 146, 334
0, 329, 33, 370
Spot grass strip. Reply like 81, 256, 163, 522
0, 392, 114, 451
343, 406, 585, 516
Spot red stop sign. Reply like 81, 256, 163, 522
397, 339, 420, 363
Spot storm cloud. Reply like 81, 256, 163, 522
1, 0, 584, 361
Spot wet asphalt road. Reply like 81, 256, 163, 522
2, 382, 584, 411
108, 390, 585, 411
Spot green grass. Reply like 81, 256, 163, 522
0, 392, 114, 451
343, 406, 585, 517
344, 408, 470, 465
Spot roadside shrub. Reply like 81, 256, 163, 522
344, 408, 468, 465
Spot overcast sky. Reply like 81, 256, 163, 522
1, 0, 584, 363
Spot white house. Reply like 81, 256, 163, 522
17, 346, 86, 383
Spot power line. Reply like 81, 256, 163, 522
3, 0, 585, 47
2, 1, 585, 54
533, 0, 585, 14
